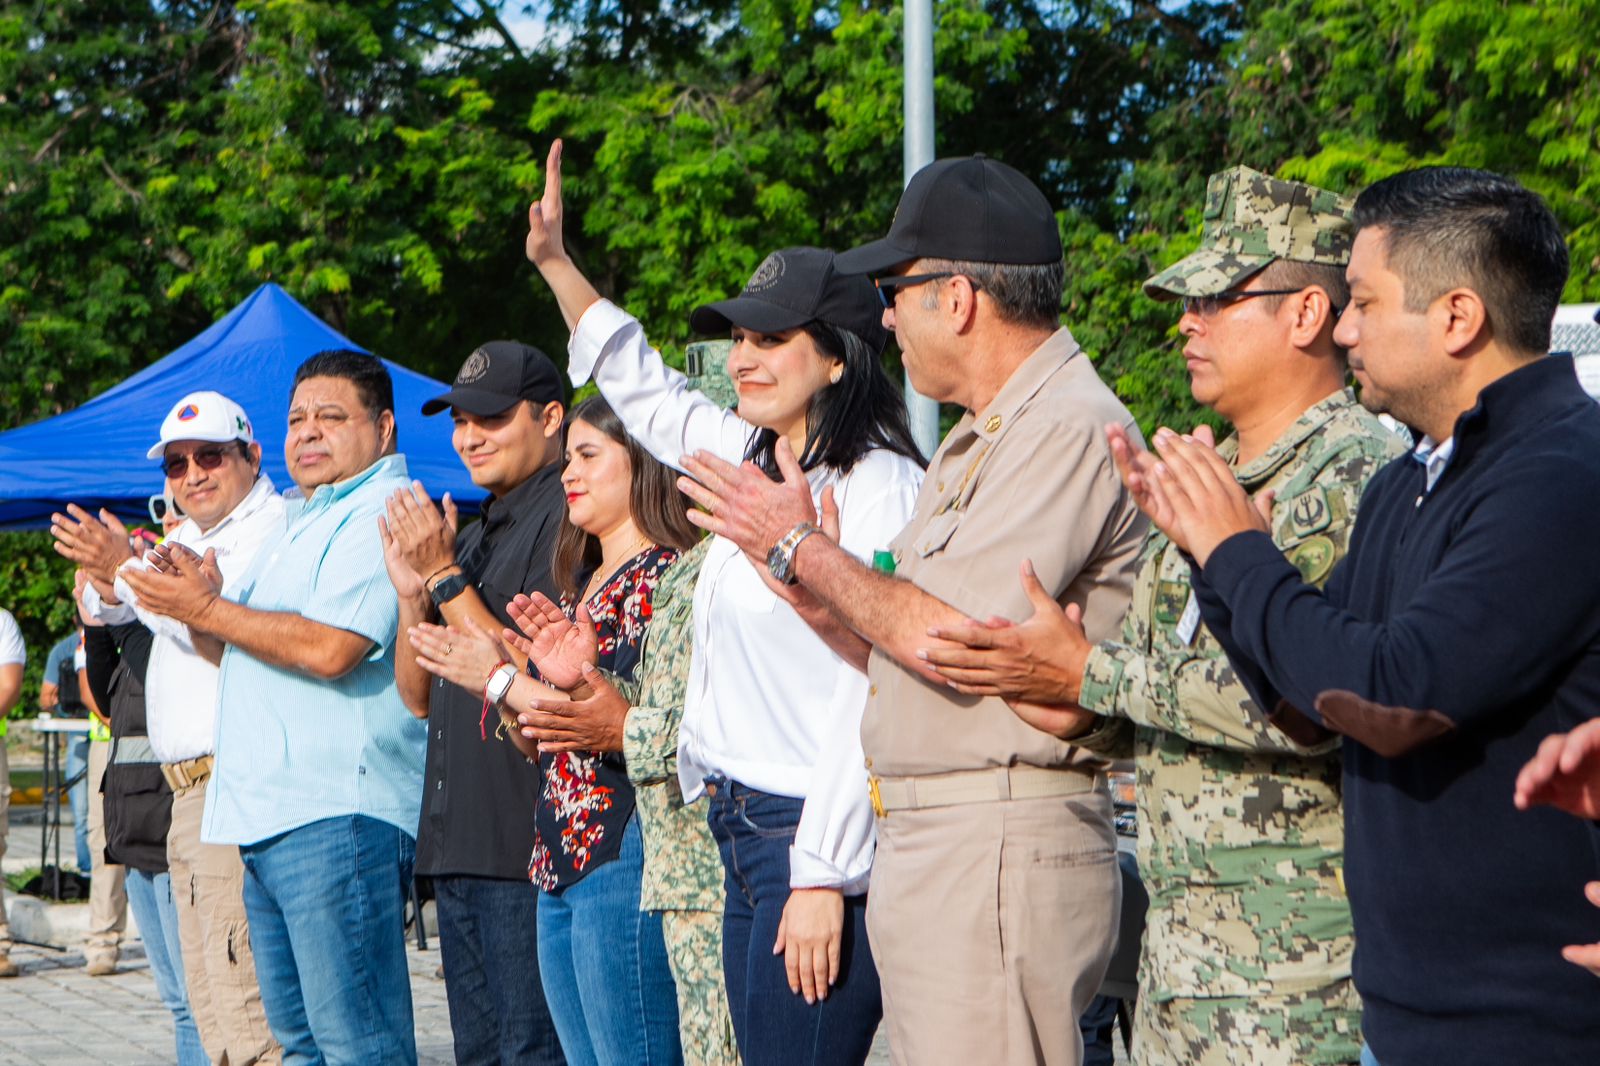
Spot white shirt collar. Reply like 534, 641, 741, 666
1413, 435, 1456, 493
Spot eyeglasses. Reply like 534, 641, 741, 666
873, 272, 983, 308
160, 443, 241, 479
1180, 288, 1308, 317
147, 494, 185, 524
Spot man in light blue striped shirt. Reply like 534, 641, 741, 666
125, 350, 427, 1065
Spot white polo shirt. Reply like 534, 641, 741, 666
84, 476, 286, 763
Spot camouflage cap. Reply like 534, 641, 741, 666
1144, 166, 1355, 301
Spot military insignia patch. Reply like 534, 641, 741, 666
1288, 534, 1338, 584
457, 348, 491, 384
1287, 487, 1332, 536
745, 252, 785, 292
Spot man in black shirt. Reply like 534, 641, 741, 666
383, 341, 568, 1066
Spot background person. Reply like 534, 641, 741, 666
39, 626, 95, 877
79, 566, 206, 1065
522, 141, 924, 1066
0, 606, 25, 978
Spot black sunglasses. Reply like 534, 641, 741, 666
160, 443, 242, 479
873, 272, 983, 308
1180, 288, 1308, 317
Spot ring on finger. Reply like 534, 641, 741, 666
445, 643, 453, 655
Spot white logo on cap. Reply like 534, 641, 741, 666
458, 348, 491, 384
745, 253, 785, 293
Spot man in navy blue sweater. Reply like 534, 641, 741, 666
1109, 167, 1600, 1065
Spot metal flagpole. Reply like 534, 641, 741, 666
902, 0, 940, 457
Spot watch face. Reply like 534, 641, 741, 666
766, 543, 790, 584
431, 573, 470, 605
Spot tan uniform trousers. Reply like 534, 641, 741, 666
168, 777, 280, 1065
84, 737, 128, 957
867, 788, 1121, 1066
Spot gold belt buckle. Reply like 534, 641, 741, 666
868, 775, 886, 818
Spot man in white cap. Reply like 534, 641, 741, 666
54, 389, 285, 1064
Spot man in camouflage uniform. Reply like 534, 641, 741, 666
555, 342, 740, 1066
920, 166, 1407, 1065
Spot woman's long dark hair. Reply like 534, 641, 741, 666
744, 320, 926, 479
552, 395, 701, 601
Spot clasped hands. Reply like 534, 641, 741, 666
50, 504, 137, 603
407, 592, 628, 754
676, 436, 839, 608
916, 423, 1271, 739
378, 481, 459, 600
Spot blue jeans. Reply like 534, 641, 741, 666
66, 736, 92, 872
434, 874, 566, 1066
126, 868, 207, 1066
240, 815, 417, 1066
536, 816, 681, 1066
706, 781, 881, 1066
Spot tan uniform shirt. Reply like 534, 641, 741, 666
861, 327, 1148, 776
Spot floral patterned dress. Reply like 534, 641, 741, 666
529, 545, 678, 892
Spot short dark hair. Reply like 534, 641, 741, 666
744, 319, 925, 480
919, 257, 1065, 330
1353, 167, 1568, 354
1256, 258, 1352, 315
551, 395, 701, 601
291, 349, 395, 421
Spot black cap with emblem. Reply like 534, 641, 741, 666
689, 246, 890, 355
422, 340, 566, 416
834, 154, 1062, 276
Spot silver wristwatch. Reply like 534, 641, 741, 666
766, 522, 822, 586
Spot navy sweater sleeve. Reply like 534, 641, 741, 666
1199, 453, 1600, 754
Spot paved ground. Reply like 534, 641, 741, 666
3, 789, 1124, 1064
0, 924, 896, 1066
0, 936, 458, 1065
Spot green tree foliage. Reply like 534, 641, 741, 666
6, 1, 1593, 438
0, 533, 79, 719
2, 3, 1597, 631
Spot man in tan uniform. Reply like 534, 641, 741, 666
918, 168, 1410, 1065
680, 155, 1147, 1065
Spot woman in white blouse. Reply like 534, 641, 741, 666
524, 141, 923, 1064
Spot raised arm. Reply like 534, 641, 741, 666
524, 140, 751, 468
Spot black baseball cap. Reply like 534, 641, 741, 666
422, 341, 566, 417
834, 155, 1062, 275
689, 247, 890, 355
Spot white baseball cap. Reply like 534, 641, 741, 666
145, 391, 256, 460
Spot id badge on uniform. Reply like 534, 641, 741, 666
1175, 591, 1201, 645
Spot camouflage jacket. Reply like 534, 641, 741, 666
615, 539, 725, 913
1077, 389, 1407, 1001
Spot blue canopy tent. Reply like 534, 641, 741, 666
0, 283, 486, 530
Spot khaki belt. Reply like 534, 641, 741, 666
869, 766, 1103, 817
161, 755, 214, 792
